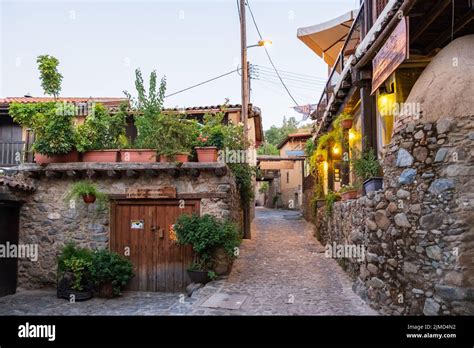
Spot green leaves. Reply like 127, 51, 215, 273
37, 55, 63, 99
174, 214, 241, 269
65, 181, 108, 210
352, 148, 381, 181
75, 103, 126, 152
90, 249, 133, 296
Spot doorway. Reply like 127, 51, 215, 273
0, 201, 20, 297
110, 200, 200, 292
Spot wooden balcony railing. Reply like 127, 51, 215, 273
0, 142, 26, 166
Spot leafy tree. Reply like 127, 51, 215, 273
257, 142, 279, 156
263, 116, 299, 147
37, 55, 63, 100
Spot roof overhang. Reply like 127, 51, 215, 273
297, 10, 357, 67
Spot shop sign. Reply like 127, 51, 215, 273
126, 186, 177, 199
372, 17, 409, 94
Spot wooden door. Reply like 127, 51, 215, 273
110, 200, 199, 292
0, 203, 20, 297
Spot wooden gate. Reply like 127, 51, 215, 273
0, 202, 20, 297
110, 200, 199, 292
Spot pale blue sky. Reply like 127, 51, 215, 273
0, 0, 358, 129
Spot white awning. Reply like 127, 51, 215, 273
297, 10, 358, 67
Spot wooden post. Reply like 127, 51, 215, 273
341, 128, 350, 186
240, 0, 251, 240
360, 79, 377, 152
327, 147, 334, 192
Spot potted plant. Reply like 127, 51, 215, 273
339, 183, 361, 201
90, 249, 134, 298
10, 102, 79, 164
174, 213, 240, 284
155, 113, 199, 163
76, 103, 126, 162
336, 113, 353, 130
57, 243, 94, 301
352, 149, 383, 194
193, 112, 227, 163
195, 134, 218, 162
65, 181, 108, 207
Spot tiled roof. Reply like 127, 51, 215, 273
0, 97, 127, 105
0, 174, 35, 192
277, 132, 312, 149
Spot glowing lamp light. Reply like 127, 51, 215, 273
258, 40, 273, 47
333, 146, 340, 155
349, 130, 355, 141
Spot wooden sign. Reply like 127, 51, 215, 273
259, 161, 295, 170
372, 17, 409, 94
126, 187, 177, 199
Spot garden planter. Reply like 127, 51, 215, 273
195, 147, 218, 163
35, 150, 80, 164
341, 119, 353, 129
120, 149, 157, 163
57, 277, 93, 301
341, 190, 358, 201
363, 177, 384, 194
187, 270, 210, 284
159, 153, 189, 163
97, 282, 114, 298
82, 150, 119, 163
82, 194, 96, 204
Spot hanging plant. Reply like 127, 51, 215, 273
65, 181, 108, 210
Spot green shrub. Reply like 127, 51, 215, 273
174, 214, 241, 271
57, 243, 93, 291
325, 191, 340, 217
352, 148, 381, 181
90, 249, 134, 296
75, 103, 126, 152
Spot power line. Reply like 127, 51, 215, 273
165, 68, 241, 98
253, 68, 327, 85
254, 65, 327, 82
246, 0, 300, 106
254, 70, 327, 87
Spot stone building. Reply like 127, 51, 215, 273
0, 162, 242, 294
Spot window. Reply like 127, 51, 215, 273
286, 172, 290, 184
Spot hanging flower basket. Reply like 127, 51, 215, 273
342, 119, 353, 130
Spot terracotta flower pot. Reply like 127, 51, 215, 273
159, 153, 189, 163
82, 194, 96, 204
82, 150, 119, 163
195, 147, 218, 163
120, 149, 157, 163
342, 119, 353, 129
341, 190, 358, 201
35, 150, 80, 164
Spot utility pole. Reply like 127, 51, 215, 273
240, 0, 251, 239
240, 0, 249, 141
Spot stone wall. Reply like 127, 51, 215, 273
16, 165, 241, 290
314, 115, 474, 315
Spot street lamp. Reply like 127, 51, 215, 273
247, 39, 273, 49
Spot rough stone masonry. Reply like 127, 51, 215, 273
15, 165, 242, 290
314, 115, 474, 315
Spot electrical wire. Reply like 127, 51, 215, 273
254, 65, 327, 82
254, 70, 327, 87
165, 68, 241, 98
246, 0, 300, 106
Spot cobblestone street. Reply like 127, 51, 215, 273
0, 208, 376, 315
